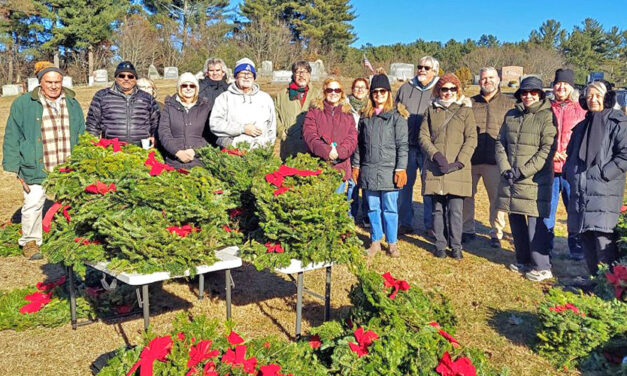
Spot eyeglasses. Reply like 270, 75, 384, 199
117, 73, 136, 80
440, 87, 457, 93
181, 84, 196, 89
372, 89, 387, 95
238, 72, 254, 78
520, 90, 540, 97
325, 88, 342, 94
295, 70, 310, 76
353, 86, 367, 91
417, 65, 432, 71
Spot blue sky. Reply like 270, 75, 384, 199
230, 0, 626, 47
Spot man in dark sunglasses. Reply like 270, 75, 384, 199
394, 55, 440, 238
86, 61, 160, 147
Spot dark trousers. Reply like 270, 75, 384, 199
431, 195, 463, 251
581, 230, 618, 276
509, 214, 551, 271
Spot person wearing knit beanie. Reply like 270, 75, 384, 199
34, 61, 63, 82
233, 58, 256, 79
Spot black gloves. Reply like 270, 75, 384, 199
511, 167, 522, 181
502, 170, 514, 186
433, 152, 449, 174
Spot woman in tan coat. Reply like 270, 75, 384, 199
419, 73, 477, 259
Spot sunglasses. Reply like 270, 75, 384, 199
117, 73, 135, 80
181, 84, 197, 89
417, 65, 432, 71
440, 87, 457, 93
325, 88, 342, 94
372, 89, 388, 95
520, 90, 541, 96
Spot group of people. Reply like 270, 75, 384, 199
3, 56, 626, 284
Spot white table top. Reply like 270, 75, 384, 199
87, 246, 241, 286
274, 258, 333, 274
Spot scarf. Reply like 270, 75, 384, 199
348, 94, 367, 112
39, 91, 71, 171
579, 109, 610, 168
288, 81, 308, 105
435, 97, 455, 108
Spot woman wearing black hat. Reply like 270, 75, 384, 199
351, 71, 408, 258
563, 80, 627, 276
496, 76, 556, 282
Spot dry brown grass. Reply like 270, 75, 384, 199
0, 81, 585, 375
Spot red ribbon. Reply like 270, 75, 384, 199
58, 167, 75, 173
223, 225, 232, 233
605, 265, 627, 298
167, 225, 200, 237
348, 327, 378, 357
221, 345, 257, 374
228, 331, 244, 345
381, 272, 410, 299
126, 336, 173, 376
42, 202, 71, 233
74, 237, 102, 245
264, 242, 284, 253
177, 168, 190, 175
549, 303, 586, 317
221, 148, 244, 156
428, 322, 460, 348
19, 291, 53, 314
273, 186, 290, 196
435, 351, 476, 376
186, 340, 219, 370
92, 138, 128, 152
308, 335, 322, 349
85, 181, 117, 195
259, 364, 291, 376
229, 208, 244, 219
145, 151, 174, 176
36, 275, 66, 292
265, 164, 322, 188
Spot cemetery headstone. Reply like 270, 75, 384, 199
501, 66, 523, 86
62, 76, 73, 88
2, 84, 22, 97
389, 63, 414, 81
163, 67, 179, 79
94, 69, 108, 84
148, 64, 161, 80
272, 70, 292, 83
27, 78, 39, 92
309, 60, 326, 81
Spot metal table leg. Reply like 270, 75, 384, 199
225, 269, 232, 319
324, 266, 332, 321
68, 266, 77, 330
198, 274, 204, 300
142, 284, 150, 331
295, 272, 304, 340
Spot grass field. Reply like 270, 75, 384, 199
0, 79, 587, 375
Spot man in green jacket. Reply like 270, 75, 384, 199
2, 62, 86, 260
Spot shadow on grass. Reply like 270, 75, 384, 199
487, 308, 539, 349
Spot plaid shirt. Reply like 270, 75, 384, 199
39, 92, 71, 171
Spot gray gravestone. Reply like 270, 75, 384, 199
389, 63, 414, 82
163, 67, 179, 79
148, 64, 161, 80
62, 76, 73, 88
27, 78, 39, 92
94, 69, 108, 83
501, 66, 523, 86
260, 61, 273, 76
272, 70, 292, 83
309, 60, 326, 80
2, 84, 22, 97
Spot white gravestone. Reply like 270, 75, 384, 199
94, 69, 108, 83
389, 63, 414, 82
2, 84, 22, 97
148, 64, 161, 80
308, 60, 326, 81
28, 78, 39, 92
272, 70, 292, 83
163, 67, 179, 79
62, 76, 73, 88
260, 61, 273, 76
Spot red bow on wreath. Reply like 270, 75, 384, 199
126, 336, 173, 376
19, 291, 53, 314
265, 165, 322, 195
221, 148, 244, 156
42, 202, 71, 233
381, 272, 410, 299
348, 327, 378, 357
186, 340, 220, 370
265, 242, 285, 253
167, 225, 200, 237
36, 275, 66, 292
85, 181, 117, 195
221, 345, 257, 374
92, 138, 128, 152
428, 322, 460, 348
145, 151, 175, 176
435, 351, 476, 376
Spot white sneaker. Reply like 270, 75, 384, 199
509, 263, 530, 274
525, 269, 553, 282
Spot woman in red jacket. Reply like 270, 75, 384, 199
303, 77, 358, 195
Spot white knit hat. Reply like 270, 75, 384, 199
177, 72, 199, 89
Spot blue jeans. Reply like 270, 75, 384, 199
365, 190, 399, 243
398, 145, 433, 230
543, 174, 582, 256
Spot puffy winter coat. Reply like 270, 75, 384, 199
563, 109, 627, 233
209, 83, 276, 149
352, 105, 409, 191
495, 99, 556, 217
158, 95, 212, 169
395, 76, 437, 146
551, 99, 586, 173
302, 99, 358, 181
198, 77, 228, 108
275, 86, 319, 159
86, 86, 160, 146
419, 99, 477, 197
470, 90, 515, 165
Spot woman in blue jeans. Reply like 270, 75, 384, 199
351, 72, 408, 257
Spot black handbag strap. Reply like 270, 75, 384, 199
430, 105, 463, 142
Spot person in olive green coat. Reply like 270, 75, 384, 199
495, 77, 556, 282
419, 73, 477, 259
2, 62, 85, 259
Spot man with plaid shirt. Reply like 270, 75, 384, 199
2, 62, 85, 260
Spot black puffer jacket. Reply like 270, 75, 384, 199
86, 85, 160, 145
198, 78, 228, 108
158, 96, 212, 169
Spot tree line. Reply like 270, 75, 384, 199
1, 0, 626, 87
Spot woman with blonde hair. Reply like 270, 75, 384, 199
303, 77, 358, 194
158, 72, 212, 168
352, 71, 408, 258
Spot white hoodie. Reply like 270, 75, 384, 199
210, 82, 277, 149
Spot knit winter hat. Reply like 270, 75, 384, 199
233, 58, 256, 79
370, 74, 391, 92
434, 73, 462, 97
177, 72, 199, 90
35, 61, 63, 81
114, 61, 137, 78
554, 69, 575, 86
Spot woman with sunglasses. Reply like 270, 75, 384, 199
158, 72, 212, 168
303, 77, 358, 194
352, 71, 408, 258
496, 76, 556, 282
419, 73, 477, 260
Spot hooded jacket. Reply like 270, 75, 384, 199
495, 99, 556, 217
158, 95, 212, 169
470, 90, 515, 165
563, 109, 627, 233
395, 76, 438, 146
302, 99, 358, 181
550, 99, 586, 173
86, 85, 160, 145
209, 82, 276, 149
419, 97, 477, 197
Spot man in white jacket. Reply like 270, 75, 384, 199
210, 58, 276, 149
